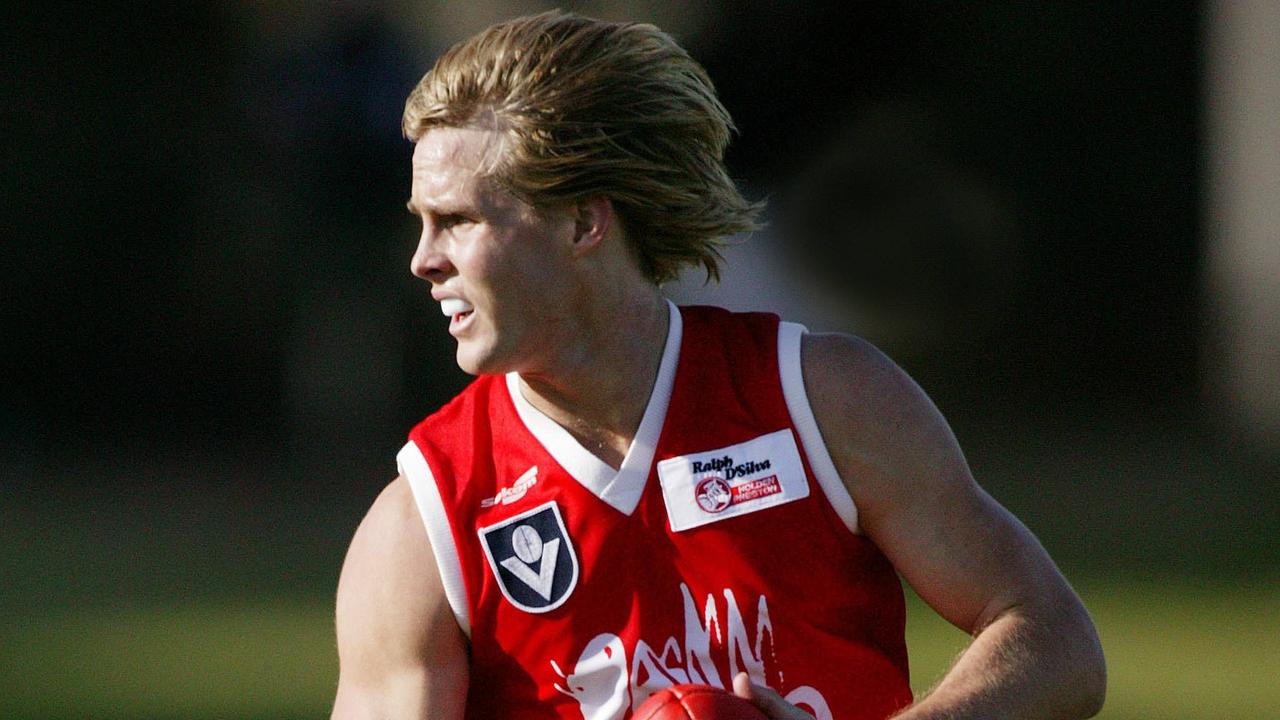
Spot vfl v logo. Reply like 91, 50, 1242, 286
479, 502, 579, 613
501, 538, 560, 600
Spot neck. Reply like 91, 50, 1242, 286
517, 286, 670, 469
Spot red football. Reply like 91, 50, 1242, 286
632, 684, 769, 720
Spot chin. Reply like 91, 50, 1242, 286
455, 344, 508, 377
454, 351, 485, 377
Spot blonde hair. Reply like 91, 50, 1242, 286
402, 10, 762, 283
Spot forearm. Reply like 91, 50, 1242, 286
894, 602, 1106, 720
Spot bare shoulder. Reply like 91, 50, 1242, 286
800, 333, 1106, 715
799, 332, 1081, 628
799, 332, 964, 511
332, 476, 467, 719
336, 477, 441, 643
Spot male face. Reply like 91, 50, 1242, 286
408, 126, 578, 376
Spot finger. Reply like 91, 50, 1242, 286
732, 672, 812, 719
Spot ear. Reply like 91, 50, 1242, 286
569, 195, 615, 257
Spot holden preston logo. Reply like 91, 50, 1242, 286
695, 475, 733, 512
692, 453, 783, 514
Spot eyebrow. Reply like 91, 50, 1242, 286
406, 199, 474, 219
405, 199, 444, 215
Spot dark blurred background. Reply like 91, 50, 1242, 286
4, 2, 1277, 719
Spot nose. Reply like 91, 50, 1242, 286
410, 224, 452, 282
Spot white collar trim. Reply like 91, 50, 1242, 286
506, 299, 682, 515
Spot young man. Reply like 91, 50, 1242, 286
331, 11, 1105, 720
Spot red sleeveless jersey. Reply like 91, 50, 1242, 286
398, 304, 912, 720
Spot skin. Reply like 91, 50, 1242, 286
332, 126, 1106, 720
735, 331, 1107, 719
405, 126, 669, 465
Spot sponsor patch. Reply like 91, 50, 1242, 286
479, 501, 579, 613
657, 429, 809, 532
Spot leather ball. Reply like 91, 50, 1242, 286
632, 684, 769, 720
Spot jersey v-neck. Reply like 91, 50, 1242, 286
504, 299, 682, 516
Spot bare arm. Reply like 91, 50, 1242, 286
331, 476, 469, 720
763, 332, 1105, 719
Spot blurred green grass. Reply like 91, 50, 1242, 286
905, 581, 1280, 720
2, 581, 1276, 719
0, 601, 335, 720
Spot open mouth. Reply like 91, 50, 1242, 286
440, 298, 475, 327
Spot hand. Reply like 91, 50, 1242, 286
732, 672, 814, 720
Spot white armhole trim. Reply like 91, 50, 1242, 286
777, 322, 862, 535
397, 441, 471, 637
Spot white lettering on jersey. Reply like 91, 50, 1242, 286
549, 584, 830, 720
682, 584, 722, 689
657, 430, 810, 531
725, 588, 771, 682
482, 465, 539, 507
552, 633, 629, 720
786, 686, 834, 720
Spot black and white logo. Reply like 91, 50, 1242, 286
478, 501, 579, 613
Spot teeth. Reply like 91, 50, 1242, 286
439, 298, 474, 317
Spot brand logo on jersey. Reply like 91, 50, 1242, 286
549, 583, 833, 720
695, 476, 733, 512
479, 501, 579, 613
481, 465, 538, 507
658, 429, 809, 532
695, 473, 782, 513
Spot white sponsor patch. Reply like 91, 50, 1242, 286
656, 429, 809, 532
